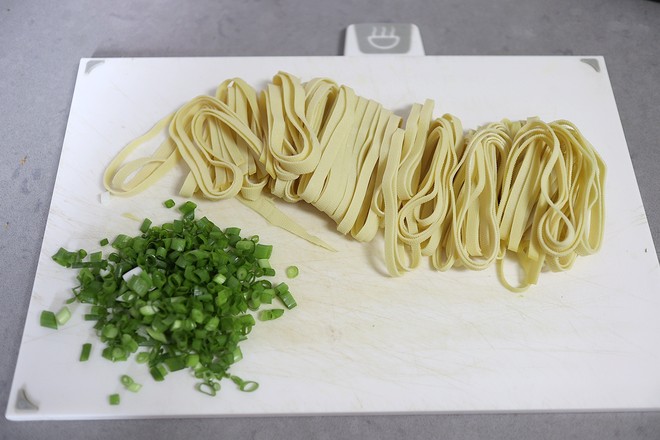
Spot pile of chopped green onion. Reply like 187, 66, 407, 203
46, 201, 297, 398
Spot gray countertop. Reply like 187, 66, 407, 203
1, 0, 659, 439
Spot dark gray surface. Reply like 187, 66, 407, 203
1, 0, 659, 439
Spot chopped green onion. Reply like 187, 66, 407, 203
139, 304, 158, 316
150, 365, 166, 382
275, 283, 297, 309
51, 200, 297, 396
170, 237, 186, 252
195, 382, 217, 396
55, 306, 71, 325
253, 244, 272, 259
285, 266, 299, 279
51, 247, 79, 268
136, 352, 150, 364
240, 381, 259, 392
108, 394, 120, 405
127, 382, 142, 393
119, 374, 142, 392
163, 199, 175, 208
101, 324, 118, 339
236, 239, 254, 253
140, 218, 152, 233
186, 354, 200, 367
178, 201, 197, 218
40, 311, 58, 329
100, 238, 109, 246
230, 375, 259, 392
112, 234, 131, 250
258, 309, 285, 321
79, 343, 92, 361
257, 259, 271, 269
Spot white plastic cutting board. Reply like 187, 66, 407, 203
7, 56, 660, 420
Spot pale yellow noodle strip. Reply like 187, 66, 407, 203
330, 98, 379, 224
103, 113, 178, 195
304, 78, 338, 133
337, 105, 388, 235
362, 115, 402, 242
445, 126, 507, 271
237, 195, 335, 252
382, 128, 407, 276
398, 99, 435, 201
350, 111, 401, 242
265, 73, 320, 187
300, 87, 356, 211
425, 118, 462, 270
169, 99, 241, 200
398, 114, 461, 259
314, 95, 364, 220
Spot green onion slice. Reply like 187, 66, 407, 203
40, 311, 58, 329
79, 343, 92, 362
285, 266, 299, 279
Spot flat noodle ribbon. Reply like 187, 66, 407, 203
103, 72, 606, 291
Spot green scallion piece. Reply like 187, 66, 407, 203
253, 244, 272, 259
178, 201, 197, 216
108, 394, 120, 405
101, 324, 118, 339
285, 266, 299, 279
51, 247, 78, 267
126, 382, 142, 393
258, 308, 285, 321
120, 373, 142, 392
150, 365, 166, 382
275, 283, 297, 309
112, 234, 131, 250
163, 199, 175, 208
40, 311, 58, 329
195, 382, 217, 396
236, 239, 255, 253
55, 306, 71, 325
100, 238, 109, 246
140, 218, 152, 233
79, 343, 92, 361
224, 227, 241, 236
136, 352, 150, 364
230, 375, 259, 392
